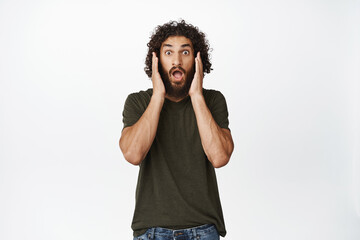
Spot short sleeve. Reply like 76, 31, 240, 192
122, 91, 151, 130
204, 90, 230, 131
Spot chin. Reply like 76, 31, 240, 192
171, 80, 186, 88
161, 71, 193, 98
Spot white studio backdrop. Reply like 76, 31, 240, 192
0, 0, 359, 239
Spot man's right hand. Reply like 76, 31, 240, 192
152, 52, 166, 99
119, 52, 166, 166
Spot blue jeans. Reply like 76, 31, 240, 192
133, 224, 220, 240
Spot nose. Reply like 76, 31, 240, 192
172, 53, 182, 66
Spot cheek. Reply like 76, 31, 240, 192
185, 59, 195, 72
159, 58, 171, 71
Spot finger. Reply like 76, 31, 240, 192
152, 52, 155, 74
197, 52, 203, 76
195, 53, 200, 75
152, 52, 158, 75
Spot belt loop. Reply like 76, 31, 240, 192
150, 227, 155, 240
192, 227, 197, 239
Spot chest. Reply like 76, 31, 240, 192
157, 104, 200, 141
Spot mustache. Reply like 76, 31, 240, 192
169, 66, 186, 75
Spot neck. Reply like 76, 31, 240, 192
165, 94, 189, 102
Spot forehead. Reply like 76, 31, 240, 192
161, 36, 193, 48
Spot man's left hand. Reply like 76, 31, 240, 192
189, 52, 204, 97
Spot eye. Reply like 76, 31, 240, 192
183, 50, 190, 55
165, 51, 171, 55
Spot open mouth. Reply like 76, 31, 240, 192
171, 69, 184, 81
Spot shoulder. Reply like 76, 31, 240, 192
127, 88, 153, 99
202, 88, 229, 114
123, 89, 153, 112
202, 89, 230, 129
203, 88, 227, 105
203, 88, 225, 97
125, 88, 153, 103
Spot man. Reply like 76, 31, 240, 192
119, 20, 234, 240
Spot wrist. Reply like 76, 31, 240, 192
189, 91, 204, 102
151, 92, 165, 103
189, 90, 203, 99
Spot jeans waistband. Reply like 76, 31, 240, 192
148, 224, 215, 238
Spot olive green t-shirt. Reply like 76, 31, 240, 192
122, 88, 230, 237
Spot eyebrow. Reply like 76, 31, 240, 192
163, 43, 192, 48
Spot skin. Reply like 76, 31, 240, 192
119, 36, 234, 168
159, 36, 195, 101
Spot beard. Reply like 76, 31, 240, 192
159, 64, 195, 99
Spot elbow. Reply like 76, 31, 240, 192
209, 145, 234, 168
214, 138, 234, 168
122, 149, 143, 166
119, 138, 143, 166
210, 154, 231, 168
211, 134, 234, 169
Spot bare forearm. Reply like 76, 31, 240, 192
120, 94, 164, 165
191, 94, 234, 168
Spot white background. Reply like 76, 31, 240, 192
1, 0, 360, 239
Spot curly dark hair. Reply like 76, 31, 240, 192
144, 20, 212, 78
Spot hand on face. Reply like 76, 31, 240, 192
189, 52, 204, 97
152, 52, 166, 98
